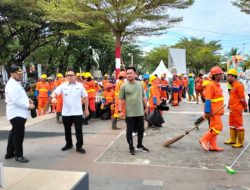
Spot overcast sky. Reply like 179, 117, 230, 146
137, 0, 250, 55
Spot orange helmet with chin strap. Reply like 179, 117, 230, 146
210, 66, 223, 76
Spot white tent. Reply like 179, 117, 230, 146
151, 60, 173, 78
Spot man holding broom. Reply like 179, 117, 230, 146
199, 66, 224, 152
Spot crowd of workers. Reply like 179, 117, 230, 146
28, 65, 249, 152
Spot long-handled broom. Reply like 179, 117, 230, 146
163, 104, 225, 147
225, 142, 250, 174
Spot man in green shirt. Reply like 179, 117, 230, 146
119, 67, 149, 155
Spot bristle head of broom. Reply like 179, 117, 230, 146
225, 166, 236, 174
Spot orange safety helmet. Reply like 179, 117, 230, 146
210, 66, 223, 76
119, 71, 126, 78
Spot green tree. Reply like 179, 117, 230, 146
232, 0, 250, 14
144, 46, 169, 73
172, 37, 222, 75
40, 0, 194, 77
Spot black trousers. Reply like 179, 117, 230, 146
248, 94, 250, 112
62, 115, 83, 148
125, 116, 144, 150
7, 117, 27, 157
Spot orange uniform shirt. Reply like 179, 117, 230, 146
204, 81, 224, 115
229, 81, 246, 111
103, 90, 115, 105
36, 81, 50, 98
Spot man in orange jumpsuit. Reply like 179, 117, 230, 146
47, 77, 56, 113
182, 74, 188, 99
195, 74, 204, 104
160, 74, 169, 100
224, 69, 247, 148
178, 74, 183, 102
112, 71, 126, 129
84, 72, 96, 120
54, 73, 64, 123
171, 74, 180, 106
102, 74, 109, 90
35, 74, 51, 116
149, 75, 161, 113
199, 66, 224, 152
101, 83, 115, 119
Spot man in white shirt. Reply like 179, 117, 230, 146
51, 68, 89, 154
5, 65, 35, 163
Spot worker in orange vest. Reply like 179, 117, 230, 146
35, 74, 51, 116
149, 75, 161, 113
199, 66, 224, 152
171, 74, 180, 106
102, 74, 109, 90
112, 71, 126, 129
225, 69, 247, 148
84, 72, 96, 120
178, 74, 183, 102
195, 74, 204, 104
182, 74, 189, 99
101, 83, 115, 118
160, 74, 169, 100
47, 77, 56, 113
54, 73, 64, 123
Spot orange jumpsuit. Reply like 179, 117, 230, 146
172, 79, 180, 106
102, 79, 109, 90
228, 81, 247, 130
178, 78, 183, 101
54, 79, 64, 113
183, 77, 188, 98
36, 81, 51, 115
149, 82, 161, 113
160, 79, 168, 99
195, 77, 204, 103
85, 80, 96, 112
200, 80, 224, 151
113, 79, 125, 118
205, 81, 224, 133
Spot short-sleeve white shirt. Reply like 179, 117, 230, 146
5, 78, 29, 120
54, 81, 88, 116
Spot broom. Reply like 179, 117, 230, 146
225, 142, 250, 174
163, 104, 225, 147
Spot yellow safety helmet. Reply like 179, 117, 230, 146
84, 72, 92, 78
76, 73, 81, 77
227, 68, 238, 77
188, 73, 193, 77
149, 75, 157, 84
41, 74, 47, 79
81, 72, 85, 77
57, 73, 63, 78
104, 74, 108, 77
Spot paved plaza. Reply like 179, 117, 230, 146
1, 84, 250, 189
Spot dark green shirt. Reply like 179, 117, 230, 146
119, 81, 145, 117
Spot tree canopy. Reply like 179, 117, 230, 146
232, 0, 250, 14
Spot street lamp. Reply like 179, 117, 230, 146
128, 53, 133, 66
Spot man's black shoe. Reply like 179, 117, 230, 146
61, 145, 73, 151
136, 145, 149, 152
5, 153, 15, 159
76, 148, 86, 154
15, 156, 29, 163
129, 149, 135, 155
